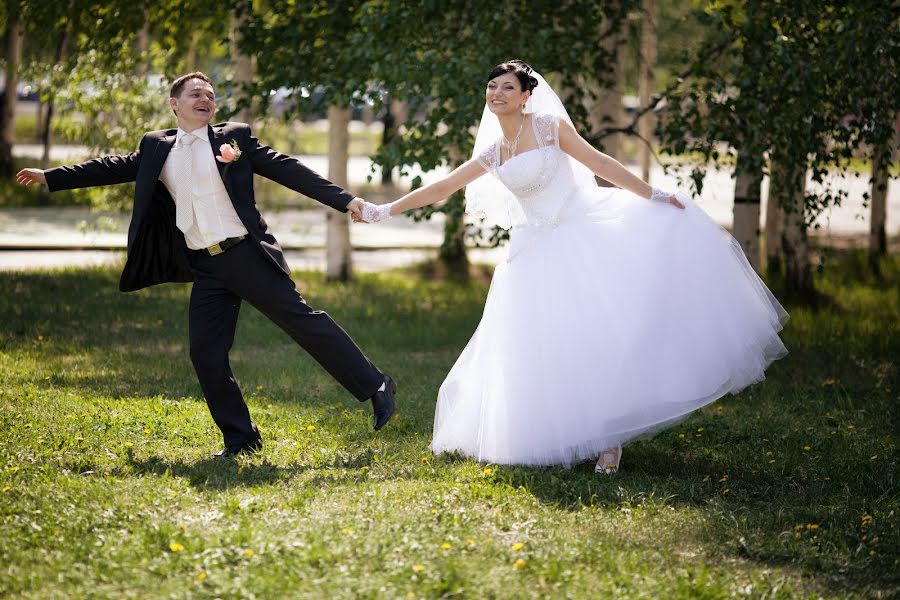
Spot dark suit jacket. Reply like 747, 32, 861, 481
45, 122, 355, 292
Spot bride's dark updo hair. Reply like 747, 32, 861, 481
487, 59, 539, 93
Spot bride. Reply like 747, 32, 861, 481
356, 59, 788, 473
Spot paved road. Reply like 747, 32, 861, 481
4, 143, 897, 271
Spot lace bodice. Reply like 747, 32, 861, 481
476, 112, 579, 227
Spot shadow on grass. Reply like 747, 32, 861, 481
126, 454, 311, 490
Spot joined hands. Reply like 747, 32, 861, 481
351, 200, 394, 223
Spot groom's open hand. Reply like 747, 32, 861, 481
16, 168, 46, 186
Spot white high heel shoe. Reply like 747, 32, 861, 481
595, 446, 622, 475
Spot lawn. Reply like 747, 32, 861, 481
0, 252, 896, 598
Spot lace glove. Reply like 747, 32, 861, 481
650, 187, 674, 203
360, 201, 393, 223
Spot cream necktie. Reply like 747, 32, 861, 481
174, 133, 198, 233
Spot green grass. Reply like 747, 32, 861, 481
0, 252, 897, 598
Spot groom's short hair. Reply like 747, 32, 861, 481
170, 72, 214, 98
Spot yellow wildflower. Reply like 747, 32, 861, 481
440, 542, 452, 549
244, 548, 255, 557
196, 571, 207, 582
412, 564, 425, 573
169, 542, 185, 552
511, 542, 525, 551
513, 558, 526, 570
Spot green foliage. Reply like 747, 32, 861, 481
241, 0, 640, 248
659, 1, 900, 224
0, 252, 897, 597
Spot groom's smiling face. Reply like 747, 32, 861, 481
170, 79, 217, 128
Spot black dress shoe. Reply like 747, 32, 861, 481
213, 439, 262, 458
371, 375, 397, 431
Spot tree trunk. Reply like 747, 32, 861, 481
380, 93, 395, 186
230, 11, 255, 124
38, 22, 71, 204
732, 151, 762, 272
777, 164, 814, 300
185, 31, 197, 69
0, 3, 23, 179
438, 147, 469, 277
638, 0, 657, 182
764, 177, 783, 275
869, 119, 897, 274
326, 105, 353, 282
591, 10, 625, 187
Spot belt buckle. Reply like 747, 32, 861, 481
208, 243, 223, 256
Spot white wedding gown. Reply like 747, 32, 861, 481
430, 113, 788, 466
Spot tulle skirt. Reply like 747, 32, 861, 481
431, 187, 788, 466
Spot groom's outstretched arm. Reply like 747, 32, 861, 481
247, 130, 355, 213
21, 135, 145, 192
42, 150, 140, 192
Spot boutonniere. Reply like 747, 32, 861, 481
216, 139, 242, 172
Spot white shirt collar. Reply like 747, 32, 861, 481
176, 126, 209, 143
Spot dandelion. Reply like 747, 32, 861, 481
306, 425, 316, 431
179, 522, 188, 533
483, 467, 494, 476
806, 523, 819, 530
677, 433, 685, 439
511, 542, 525, 551
421, 457, 429, 464
440, 542, 451, 549
169, 542, 185, 552
196, 571, 207, 582
341, 528, 353, 535
802, 445, 811, 451
862, 515, 873, 525
243, 548, 255, 557
412, 564, 425, 573
513, 558, 526, 570
37, 334, 44, 341
2, 485, 10, 493
124, 442, 133, 448
821, 378, 836, 387
431, 509, 438, 515
466, 539, 476, 546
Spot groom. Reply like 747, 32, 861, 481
16, 71, 396, 456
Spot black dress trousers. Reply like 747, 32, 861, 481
186, 240, 384, 448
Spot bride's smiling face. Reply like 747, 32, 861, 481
486, 73, 530, 116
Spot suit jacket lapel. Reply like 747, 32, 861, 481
133, 131, 176, 225
209, 124, 238, 206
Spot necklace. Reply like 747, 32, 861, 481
502, 113, 526, 161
